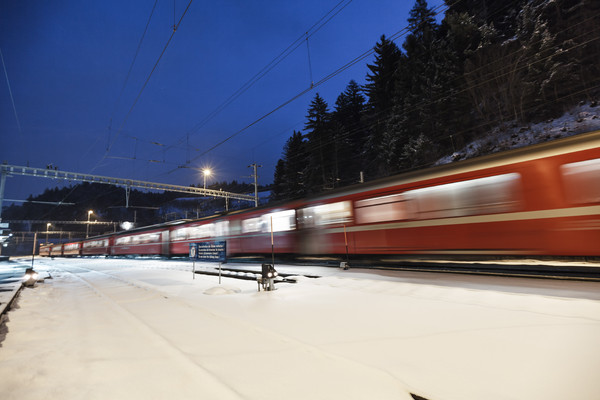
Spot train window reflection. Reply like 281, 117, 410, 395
242, 217, 261, 233
214, 221, 229, 237
355, 194, 407, 224
172, 227, 189, 241
266, 210, 296, 232
188, 224, 215, 239
299, 201, 352, 227
405, 173, 521, 219
115, 236, 131, 245
561, 158, 600, 204
84, 239, 108, 248
242, 210, 296, 233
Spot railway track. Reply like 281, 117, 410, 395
363, 259, 600, 282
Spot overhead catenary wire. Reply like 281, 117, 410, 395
107, 0, 159, 149
158, 0, 354, 162
103, 0, 194, 161
0, 47, 22, 134
182, 1, 451, 166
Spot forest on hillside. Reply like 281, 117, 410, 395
271, 0, 600, 201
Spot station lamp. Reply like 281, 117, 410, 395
203, 169, 212, 190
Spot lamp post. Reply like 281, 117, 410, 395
46, 223, 51, 244
86, 210, 93, 238
203, 169, 212, 190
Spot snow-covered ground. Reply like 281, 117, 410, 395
1, 257, 600, 400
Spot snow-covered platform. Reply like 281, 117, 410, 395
1, 257, 599, 400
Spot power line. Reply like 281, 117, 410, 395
0, 47, 22, 134
107, 0, 159, 147
183, 1, 451, 164
104, 0, 194, 159
159, 0, 354, 161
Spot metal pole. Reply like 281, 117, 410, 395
0, 170, 6, 222
31, 232, 37, 268
344, 224, 349, 263
248, 163, 261, 207
270, 216, 275, 267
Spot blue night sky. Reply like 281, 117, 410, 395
0, 0, 445, 201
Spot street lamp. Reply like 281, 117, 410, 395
46, 223, 51, 244
86, 210, 94, 238
203, 169, 212, 190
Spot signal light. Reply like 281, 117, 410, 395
260, 263, 278, 291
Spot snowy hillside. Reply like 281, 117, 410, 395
436, 102, 600, 165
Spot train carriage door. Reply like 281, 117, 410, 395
161, 230, 170, 257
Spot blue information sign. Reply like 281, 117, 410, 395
189, 241, 226, 263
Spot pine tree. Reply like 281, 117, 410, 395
271, 131, 308, 201
332, 80, 367, 185
363, 35, 402, 178
305, 93, 335, 192
271, 159, 287, 201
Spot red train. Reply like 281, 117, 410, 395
39, 131, 600, 260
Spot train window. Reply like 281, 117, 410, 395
355, 194, 408, 224
188, 224, 215, 239
229, 220, 242, 235
131, 233, 160, 244
405, 173, 521, 219
215, 221, 229, 237
172, 227, 189, 241
266, 210, 296, 232
115, 236, 131, 245
561, 158, 600, 204
298, 201, 352, 228
242, 217, 261, 233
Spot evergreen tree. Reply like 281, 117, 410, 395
271, 159, 287, 201
363, 35, 402, 178
332, 80, 367, 185
304, 93, 335, 192
284, 130, 308, 198
271, 131, 308, 201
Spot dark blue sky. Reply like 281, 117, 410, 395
0, 0, 445, 202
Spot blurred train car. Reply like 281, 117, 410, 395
39, 243, 52, 257
62, 242, 82, 257
168, 204, 300, 257
40, 131, 600, 260
110, 221, 189, 257
50, 243, 63, 257
297, 130, 600, 258
81, 236, 112, 256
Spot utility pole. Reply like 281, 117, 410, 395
247, 163, 262, 207
0, 168, 6, 222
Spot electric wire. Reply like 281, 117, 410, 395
158, 0, 354, 161
0, 47, 22, 134
103, 0, 194, 160
183, 1, 451, 166
107, 0, 159, 147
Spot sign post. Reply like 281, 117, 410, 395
189, 243, 198, 279
189, 241, 227, 282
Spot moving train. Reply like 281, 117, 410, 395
39, 131, 600, 261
